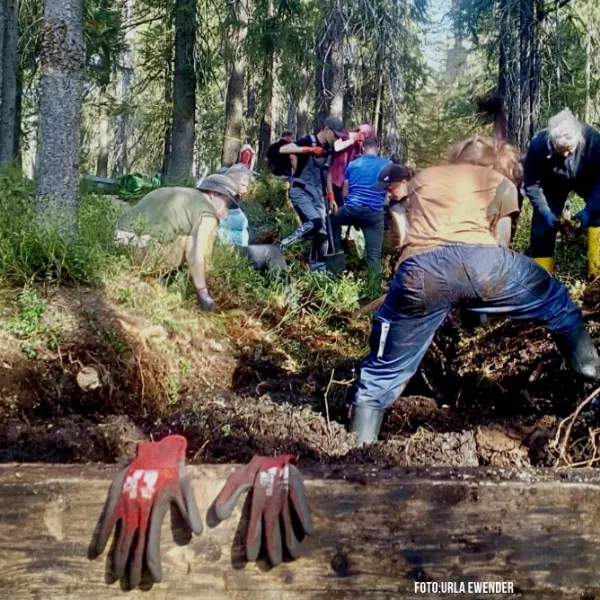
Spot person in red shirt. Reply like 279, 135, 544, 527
238, 138, 256, 170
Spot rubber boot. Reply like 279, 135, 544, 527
552, 321, 600, 382
350, 405, 385, 446
532, 256, 555, 274
588, 227, 600, 279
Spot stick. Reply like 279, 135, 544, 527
354, 294, 386, 317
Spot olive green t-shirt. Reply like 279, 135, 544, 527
117, 187, 217, 243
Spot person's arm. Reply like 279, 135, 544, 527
389, 204, 408, 252
523, 135, 553, 216
326, 171, 337, 214
496, 217, 512, 248
289, 154, 298, 173
333, 132, 363, 153
280, 137, 323, 156
342, 178, 349, 198
493, 177, 520, 247
186, 214, 219, 311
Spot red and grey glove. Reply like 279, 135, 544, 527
92, 435, 202, 588
213, 455, 314, 566
301, 146, 325, 157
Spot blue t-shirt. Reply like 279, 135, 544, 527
344, 154, 391, 211
218, 208, 249, 247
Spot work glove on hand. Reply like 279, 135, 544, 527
353, 132, 365, 143
196, 288, 216, 312
92, 435, 202, 588
213, 455, 314, 566
574, 207, 592, 234
301, 146, 325, 157
539, 208, 561, 231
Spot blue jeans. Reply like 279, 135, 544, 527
331, 204, 384, 276
354, 244, 583, 409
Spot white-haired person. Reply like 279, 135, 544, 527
216, 164, 287, 272
524, 108, 600, 274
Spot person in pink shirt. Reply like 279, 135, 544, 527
329, 123, 376, 211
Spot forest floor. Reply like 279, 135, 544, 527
1, 172, 598, 471
2, 233, 600, 470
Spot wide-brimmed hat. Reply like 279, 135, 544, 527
196, 174, 239, 206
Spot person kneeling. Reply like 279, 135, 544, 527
115, 175, 238, 312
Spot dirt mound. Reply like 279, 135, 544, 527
0, 279, 598, 469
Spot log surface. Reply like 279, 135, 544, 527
1, 463, 600, 599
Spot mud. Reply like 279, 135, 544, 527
1, 282, 600, 469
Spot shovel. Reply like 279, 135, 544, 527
319, 153, 346, 274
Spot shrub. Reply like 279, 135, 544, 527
0, 169, 129, 286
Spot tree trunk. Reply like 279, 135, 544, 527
498, 0, 520, 146
584, 24, 591, 123
0, 0, 19, 166
168, 0, 196, 180
0, 0, 6, 112
222, 0, 248, 166
258, 0, 275, 160
113, 0, 135, 177
36, 0, 84, 239
13, 60, 22, 164
96, 89, 109, 177
161, 34, 173, 178
296, 67, 310, 137
519, 0, 532, 148
287, 92, 296, 134
315, 4, 344, 130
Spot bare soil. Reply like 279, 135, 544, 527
2, 277, 600, 469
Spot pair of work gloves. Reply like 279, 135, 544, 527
91, 435, 314, 589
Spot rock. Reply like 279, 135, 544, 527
76, 367, 101, 392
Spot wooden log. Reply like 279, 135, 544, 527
2, 464, 600, 598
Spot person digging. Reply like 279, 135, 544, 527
115, 174, 239, 312
524, 108, 600, 276
278, 116, 344, 272
349, 135, 600, 445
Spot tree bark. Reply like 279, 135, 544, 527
36, 0, 84, 239
222, 0, 248, 166
296, 67, 310, 137
161, 58, 173, 177
168, 0, 196, 180
96, 89, 109, 177
113, 0, 135, 177
315, 4, 344, 130
258, 0, 275, 160
0, 0, 6, 106
519, 0, 533, 148
0, 0, 19, 166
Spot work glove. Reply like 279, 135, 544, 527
574, 207, 592, 233
92, 435, 202, 588
213, 455, 314, 566
301, 146, 325, 157
353, 132, 365, 143
196, 288, 216, 312
539, 208, 560, 231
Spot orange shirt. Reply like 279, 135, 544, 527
398, 164, 519, 264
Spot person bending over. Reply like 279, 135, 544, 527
524, 108, 600, 274
349, 135, 600, 445
115, 175, 239, 312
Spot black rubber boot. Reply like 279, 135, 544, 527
552, 321, 600, 381
350, 405, 385, 446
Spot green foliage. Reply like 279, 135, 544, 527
8, 287, 45, 337
0, 170, 128, 286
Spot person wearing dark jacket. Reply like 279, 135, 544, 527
524, 108, 600, 275
267, 131, 294, 177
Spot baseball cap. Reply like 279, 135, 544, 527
372, 163, 412, 190
324, 116, 344, 137
196, 174, 239, 207
358, 123, 376, 138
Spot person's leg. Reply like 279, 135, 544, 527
308, 187, 328, 272
358, 208, 385, 281
351, 255, 453, 443
528, 190, 568, 273
464, 245, 600, 381
331, 204, 352, 253
240, 244, 287, 272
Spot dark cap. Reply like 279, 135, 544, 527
372, 163, 412, 190
323, 116, 344, 137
